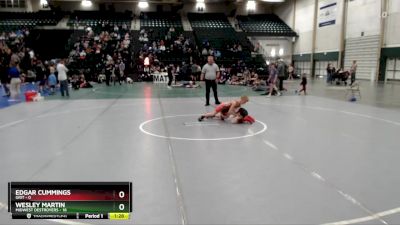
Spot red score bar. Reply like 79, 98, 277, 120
20, 189, 129, 201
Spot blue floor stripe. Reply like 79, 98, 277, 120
0, 83, 55, 109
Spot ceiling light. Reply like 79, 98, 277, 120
260, 0, 285, 2
40, 0, 48, 7
138, 1, 149, 9
81, 0, 92, 7
271, 48, 276, 57
247, 0, 256, 11
196, 0, 205, 11
196, 3, 205, 8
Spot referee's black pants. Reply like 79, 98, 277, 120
168, 73, 173, 86
205, 79, 220, 105
278, 77, 284, 91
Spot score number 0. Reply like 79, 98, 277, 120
118, 191, 125, 211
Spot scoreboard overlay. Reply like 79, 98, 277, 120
8, 182, 132, 220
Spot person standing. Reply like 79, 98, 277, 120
57, 59, 69, 97
201, 55, 221, 106
350, 60, 357, 86
191, 62, 201, 81
326, 63, 333, 84
0, 57, 10, 97
35, 60, 46, 93
105, 61, 113, 86
296, 74, 308, 95
266, 63, 281, 98
277, 60, 286, 91
288, 63, 294, 80
167, 64, 174, 89
48, 66, 57, 95
113, 61, 121, 86
119, 60, 126, 83
8, 62, 21, 101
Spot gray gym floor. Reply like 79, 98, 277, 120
0, 81, 400, 225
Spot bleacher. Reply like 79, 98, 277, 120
140, 12, 182, 29
27, 29, 74, 60
137, 12, 191, 64
139, 12, 184, 44
188, 13, 231, 29
188, 13, 237, 49
237, 14, 296, 36
0, 11, 63, 31
67, 11, 132, 29
188, 13, 252, 64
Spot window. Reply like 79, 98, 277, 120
0, 0, 26, 8
6, 0, 12, 7
386, 58, 400, 80
295, 61, 311, 76
19, 0, 25, 8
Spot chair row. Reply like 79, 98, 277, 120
188, 13, 232, 29
236, 14, 297, 36
140, 20, 182, 28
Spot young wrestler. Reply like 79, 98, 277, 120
198, 96, 249, 121
198, 107, 255, 124
228, 108, 255, 124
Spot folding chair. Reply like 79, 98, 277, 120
346, 82, 361, 99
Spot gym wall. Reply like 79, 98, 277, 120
291, 0, 314, 56
275, 0, 400, 80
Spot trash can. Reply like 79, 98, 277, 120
24, 91, 37, 102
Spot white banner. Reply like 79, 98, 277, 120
319, 0, 337, 27
152, 72, 169, 84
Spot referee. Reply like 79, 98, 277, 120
201, 55, 221, 106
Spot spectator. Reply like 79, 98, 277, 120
10, 52, 20, 66
215, 50, 221, 59
202, 48, 208, 56
119, 60, 125, 81
122, 23, 128, 31
191, 62, 201, 81
296, 74, 308, 95
277, 60, 286, 91
8, 63, 21, 101
0, 54, 10, 97
34, 60, 46, 93
159, 43, 166, 51
327, 63, 334, 84
265, 63, 281, 97
104, 61, 113, 86
57, 59, 69, 97
237, 44, 242, 52
167, 64, 174, 89
254, 42, 260, 53
48, 66, 57, 95
113, 60, 122, 86
288, 63, 294, 80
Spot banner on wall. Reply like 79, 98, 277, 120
318, 0, 337, 27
